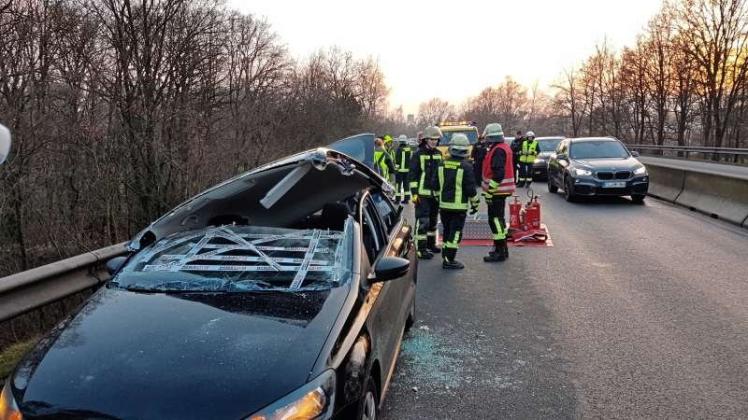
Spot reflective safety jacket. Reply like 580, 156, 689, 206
374, 147, 395, 179
409, 145, 442, 197
395, 145, 413, 173
519, 139, 539, 163
438, 158, 478, 211
482, 143, 516, 196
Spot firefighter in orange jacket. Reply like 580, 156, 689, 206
481, 123, 516, 262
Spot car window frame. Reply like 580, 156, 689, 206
359, 191, 389, 263
370, 190, 398, 234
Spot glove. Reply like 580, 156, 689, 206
469, 197, 480, 215
412, 194, 419, 204
488, 179, 500, 194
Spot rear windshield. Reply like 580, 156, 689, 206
441, 129, 479, 145
112, 222, 354, 293
570, 141, 629, 159
537, 139, 562, 152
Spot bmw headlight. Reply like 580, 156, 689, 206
248, 370, 336, 420
573, 168, 593, 177
0, 381, 22, 420
634, 166, 647, 176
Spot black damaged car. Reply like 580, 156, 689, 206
1, 134, 416, 420
547, 137, 649, 203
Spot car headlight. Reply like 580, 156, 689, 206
0, 381, 22, 420
248, 370, 336, 420
634, 166, 647, 176
534, 158, 545, 165
573, 168, 593, 177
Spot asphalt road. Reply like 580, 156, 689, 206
381, 185, 748, 419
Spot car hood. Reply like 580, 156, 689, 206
574, 157, 640, 170
11, 286, 348, 420
536, 151, 554, 159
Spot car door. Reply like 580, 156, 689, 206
359, 192, 412, 388
552, 140, 570, 184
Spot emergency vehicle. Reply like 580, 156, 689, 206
436, 121, 480, 158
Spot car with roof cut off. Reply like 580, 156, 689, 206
1, 134, 416, 420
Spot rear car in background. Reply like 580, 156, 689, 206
436, 121, 479, 157
547, 137, 649, 204
1, 134, 417, 420
531, 136, 564, 181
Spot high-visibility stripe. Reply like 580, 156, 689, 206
417, 153, 441, 195
439, 160, 468, 210
492, 217, 506, 240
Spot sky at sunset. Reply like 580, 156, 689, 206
230, 0, 665, 114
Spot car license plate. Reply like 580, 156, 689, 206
603, 181, 626, 188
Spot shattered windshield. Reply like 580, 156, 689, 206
112, 221, 353, 293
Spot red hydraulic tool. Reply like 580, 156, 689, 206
508, 188, 548, 243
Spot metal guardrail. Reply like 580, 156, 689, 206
0, 242, 128, 322
628, 144, 748, 164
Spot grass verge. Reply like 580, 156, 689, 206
0, 337, 38, 379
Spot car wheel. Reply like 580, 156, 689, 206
547, 176, 558, 193
358, 376, 379, 420
564, 176, 576, 202
631, 194, 645, 204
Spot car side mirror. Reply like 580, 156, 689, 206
631, 151, 640, 157
371, 256, 410, 283
0, 124, 11, 165
106, 256, 128, 276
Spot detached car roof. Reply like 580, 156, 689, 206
131, 134, 384, 249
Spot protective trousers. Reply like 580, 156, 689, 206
394, 172, 410, 201
486, 195, 508, 241
518, 162, 533, 185
440, 210, 466, 263
415, 197, 439, 254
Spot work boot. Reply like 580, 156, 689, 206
500, 239, 509, 260
442, 259, 465, 269
483, 240, 507, 262
427, 235, 442, 254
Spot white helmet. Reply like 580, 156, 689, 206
526, 131, 536, 138
398, 134, 408, 144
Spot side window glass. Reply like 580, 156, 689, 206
362, 199, 387, 262
370, 192, 397, 234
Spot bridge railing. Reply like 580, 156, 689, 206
0, 242, 128, 323
627, 144, 748, 165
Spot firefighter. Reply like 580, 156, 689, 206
470, 133, 489, 183
438, 134, 480, 269
511, 131, 523, 184
394, 134, 413, 204
374, 137, 395, 181
409, 125, 444, 259
518, 131, 538, 187
481, 123, 516, 262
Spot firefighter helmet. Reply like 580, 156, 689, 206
483, 123, 505, 142
448, 133, 470, 157
525, 131, 536, 139
422, 125, 442, 140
